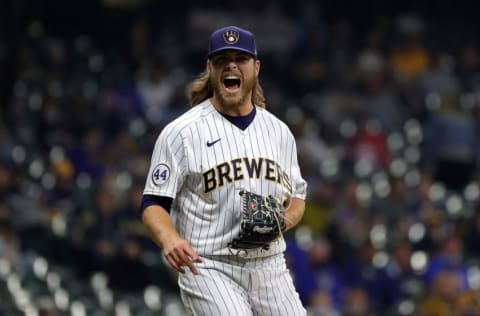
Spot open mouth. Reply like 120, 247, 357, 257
223, 76, 241, 93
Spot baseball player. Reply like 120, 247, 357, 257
141, 25, 307, 315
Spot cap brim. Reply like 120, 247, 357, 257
208, 47, 256, 58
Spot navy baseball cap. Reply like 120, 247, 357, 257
207, 26, 257, 59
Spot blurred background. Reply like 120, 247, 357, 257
1, 0, 480, 315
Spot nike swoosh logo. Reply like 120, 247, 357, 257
206, 138, 221, 147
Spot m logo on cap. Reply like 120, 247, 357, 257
223, 30, 239, 44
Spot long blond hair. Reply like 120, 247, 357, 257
188, 71, 266, 108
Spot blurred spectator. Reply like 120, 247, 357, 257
301, 181, 338, 234
94, 87, 143, 139
307, 289, 341, 316
135, 59, 186, 125
347, 118, 392, 170
117, 182, 156, 251
422, 94, 478, 191
44, 158, 78, 214
290, 236, 344, 308
328, 178, 369, 260
419, 269, 463, 316
3, 168, 52, 255
370, 175, 412, 227
418, 205, 450, 253
76, 187, 122, 273
342, 287, 377, 316
305, 87, 362, 145
418, 52, 460, 99
456, 289, 480, 315
68, 128, 106, 181
107, 238, 150, 291
293, 114, 337, 179
354, 26, 387, 93
410, 171, 436, 219
341, 240, 401, 311
386, 239, 424, 302
456, 43, 480, 92
389, 15, 430, 84
357, 49, 406, 133
424, 235, 469, 290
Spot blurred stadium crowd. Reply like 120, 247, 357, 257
1, 0, 480, 315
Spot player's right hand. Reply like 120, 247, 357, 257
163, 238, 203, 275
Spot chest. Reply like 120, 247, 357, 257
184, 115, 293, 194
191, 115, 288, 170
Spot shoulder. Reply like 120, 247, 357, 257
160, 100, 215, 137
256, 107, 294, 136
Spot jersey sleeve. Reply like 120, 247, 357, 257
143, 127, 186, 198
289, 135, 308, 200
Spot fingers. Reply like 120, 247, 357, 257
165, 254, 186, 274
164, 240, 203, 275
178, 247, 202, 275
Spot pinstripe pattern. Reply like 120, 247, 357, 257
144, 100, 306, 258
143, 99, 307, 314
179, 254, 306, 316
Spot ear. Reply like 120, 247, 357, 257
206, 60, 211, 75
255, 59, 260, 77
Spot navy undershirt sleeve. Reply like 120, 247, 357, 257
140, 194, 173, 215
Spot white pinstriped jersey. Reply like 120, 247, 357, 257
143, 99, 307, 258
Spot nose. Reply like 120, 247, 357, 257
225, 59, 238, 70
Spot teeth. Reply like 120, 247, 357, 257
224, 76, 239, 79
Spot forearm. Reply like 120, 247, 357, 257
142, 205, 180, 248
284, 197, 305, 232
142, 205, 202, 274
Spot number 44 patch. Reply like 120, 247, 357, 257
152, 163, 171, 185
